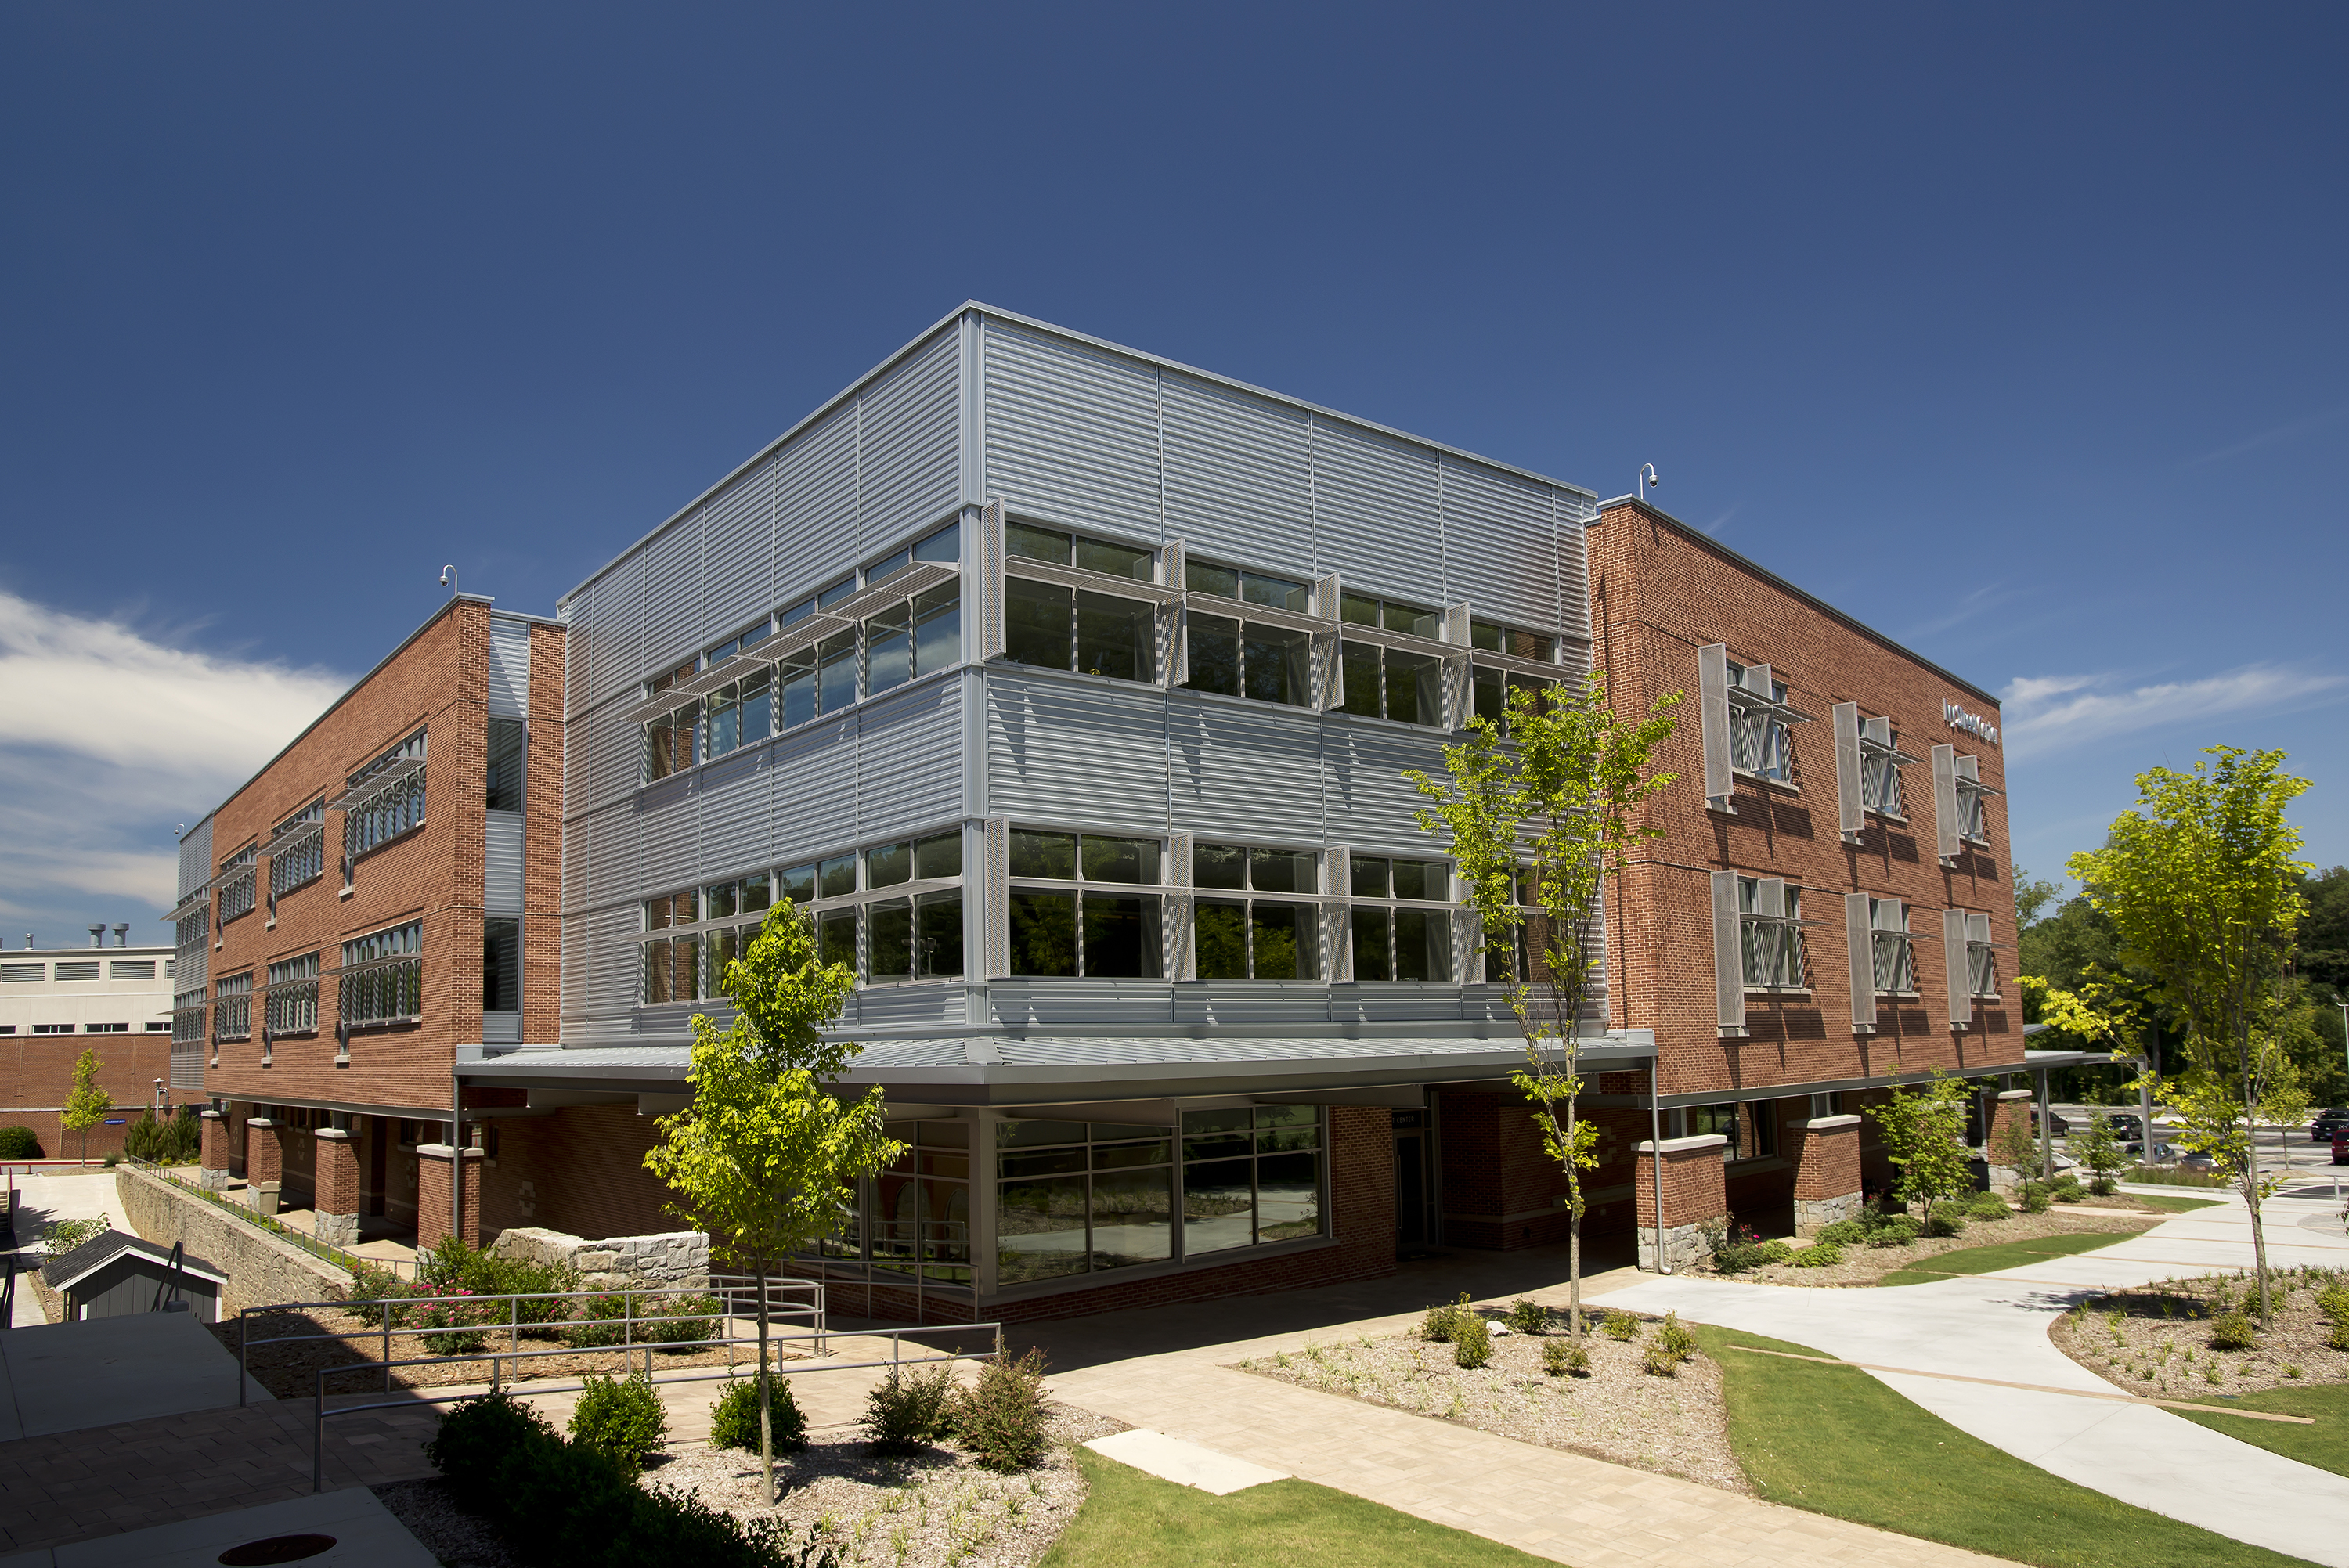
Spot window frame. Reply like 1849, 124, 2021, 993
1003, 827, 1168, 982
1869, 897, 1917, 996
1736, 877, 1809, 992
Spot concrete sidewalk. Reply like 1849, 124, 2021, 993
1594, 1191, 2349, 1566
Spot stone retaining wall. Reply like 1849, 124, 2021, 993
490, 1225, 709, 1291
114, 1165, 352, 1316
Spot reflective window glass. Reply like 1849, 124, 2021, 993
1338, 593, 1380, 628
1010, 831, 1076, 879
817, 632, 858, 712
867, 842, 911, 889
705, 881, 738, 920
913, 582, 959, 676
778, 863, 815, 907
1194, 900, 1247, 979
1350, 857, 1390, 898
1005, 577, 1075, 670
1005, 521, 1073, 565
1185, 560, 1239, 599
818, 909, 857, 968
1351, 906, 1392, 982
818, 855, 857, 899
915, 522, 961, 564
1193, 842, 1246, 890
1082, 896, 1161, 979
1076, 537, 1153, 579
1250, 901, 1315, 980
1081, 834, 1156, 885
1392, 860, 1445, 901
1184, 613, 1240, 696
1339, 643, 1381, 718
869, 899, 913, 983
913, 830, 962, 881
741, 873, 771, 913
1009, 892, 1077, 976
1077, 590, 1153, 682
1249, 848, 1314, 894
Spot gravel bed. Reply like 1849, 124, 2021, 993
654, 1405, 1125, 1568
1697, 1208, 2156, 1289
373, 1477, 523, 1568
2051, 1267, 2349, 1397
1237, 1316, 1748, 1494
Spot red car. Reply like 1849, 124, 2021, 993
2332, 1130, 2349, 1166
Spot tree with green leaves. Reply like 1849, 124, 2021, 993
60, 1048, 112, 1165
2069, 745, 2314, 1319
2076, 1112, 2131, 1192
1865, 1071, 1975, 1227
1409, 671, 1677, 1335
643, 899, 902, 1503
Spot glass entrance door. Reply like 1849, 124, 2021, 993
1394, 1108, 1429, 1248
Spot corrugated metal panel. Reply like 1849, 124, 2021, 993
856, 679, 965, 839
701, 460, 773, 647
487, 615, 531, 719
1438, 458, 1566, 636
774, 404, 859, 603
643, 510, 704, 675
634, 775, 699, 896
990, 982, 1175, 1029
980, 319, 1161, 539
695, 748, 770, 878
580, 702, 645, 817
1322, 722, 1449, 850
1308, 420, 1441, 600
176, 817, 213, 903
1166, 697, 1326, 843
485, 812, 525, 914
985, 672, 1168, 833
770, 716, 860, 858
857, 329, 962, 553
849, 986, 971, 1032
1170, 984, 1344, 1030
1161, 373, 1312, 576
577, 902, 643, 1033
574, 549, 652, 716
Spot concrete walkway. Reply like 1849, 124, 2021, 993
1593, 1188, 2349, 1567
5, 1173, 118, 1328
0, 1484, 435, 1568
0, 1313, 272, 1441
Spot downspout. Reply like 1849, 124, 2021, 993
450, 1063, 463, 1249
1649, 1057, 1669, 1274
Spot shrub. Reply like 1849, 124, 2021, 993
2019, 1182, 2054, 1215
569, 1370, 668, 1476
412, 1291, 493, 1355
1813, 1218, 1868, 1246
1654, 1311, 1697, 1365
0, 1126, 41, 1159
1713, 1238, 1794, 1274
1601, 1310, 1641, 1342
1924, 1210, 1966, 1238
1868, 1213, 1925, 1246
644, 1293, 723, 1349
417, 1236, 580, 1328
2210, 1311, 2258, 1352
1789, 1241, 1845, 1268
123, 1107, 202, 1164
1641, 1341, 1681, 1377
1967, 1192, 2012, 1220
2088, 1175, 2118, 1196
102, 1152, 120, 1168
1420, 1292, 1473, 1343
710, 1372, 809, 1454
1506, 1297, 1548, 1335
862, 1362, 956, 1453
566, 1294, 633, 1348
1452, 1314, 1492, 1369
950, 1349, 1052, 1472
41, 1214, 108, 1258
1543, 1339, 1572, 1377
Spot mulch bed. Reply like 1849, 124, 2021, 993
1697, 1207, 2158, 1289
2051, 1267, 2349, 1397
216, 1306, 799, 1399
1236, 1310, 1748, 1494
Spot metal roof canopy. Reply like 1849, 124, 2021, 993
1579, 1048, 2114, 1112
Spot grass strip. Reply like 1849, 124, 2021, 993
1878, 1228, 2139, 1286
1698, 1323, 2316, 1568
1042, 1448, 1557, 1568
2130, 1193, 2226, 1213
2169, 1384, 2349, 1478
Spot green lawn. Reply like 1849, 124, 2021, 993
1696, 1324, 2316, 1567
1041, 1449, 1556, 1568
1878, 1228, 2141, 1286
2170, 1383, 2349, 1477
2134, 1193, 2226, 1213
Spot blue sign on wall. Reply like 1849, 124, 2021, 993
103, 1119, 125, 1126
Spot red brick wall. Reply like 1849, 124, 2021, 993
0, 1030, 176, 1160
1586, 502, 2022, 1096
247, 1119, 285, 1187
475, 1105, 679, 1243
1792, 1117, 1861, 1200
417, 1145, 483, 1249
316, 1130, 361, 1216
1634, 1137, 1729, 1229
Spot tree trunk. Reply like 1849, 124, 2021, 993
1568, 1205, 1584, 1339
756, 1261, 774, 1503
2243, 1134, 2273, 1320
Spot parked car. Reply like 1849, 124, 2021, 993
2032, 1108, 2072, 1137
2124, 1140, 2177, 1161
2331, 1130, 2349, 1166
2104, 1114, 2146, 1142
2311, 1108, 2349, 1141
2179, 1151, 2217, 1173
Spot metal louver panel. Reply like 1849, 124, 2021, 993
774, 403, 860, 605
1932, 744, 1961, 865
986, 672, 1170, 832
700, 464, 771, 647
857, 329, 962, 553
1160, 373, 1312, 572
1698, 644, 1733, 810
977, 502, 1006, 661
1309, 421, 1441, 600
980, 320, 1163, 539
1436, 458, 1566, 636
1943, 907, 1971, 1031
485, 812, 525, 914
857, 679, 964, 838
1845, 893, 1877, 1034
1167, 700, 1326, 842
488, 616, 532, 719
1833, 702, 1864, 843
177, 816, 215, 905
1712, 870, 1746, 1038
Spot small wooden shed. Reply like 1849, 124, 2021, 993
41, 1229, 226, 1325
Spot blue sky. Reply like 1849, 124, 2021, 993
3, 3, 2344, 944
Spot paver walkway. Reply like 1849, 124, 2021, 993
1594, 1188, 2349, 1567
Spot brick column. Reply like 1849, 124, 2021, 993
1792, 1114, 1864, 1235
1633, 1134, 1729, 1271
416, 1143, 483, 1252
314, 1127, 361, 1247
199, 1109, 233, 1192
245, 1117, 283, 1217
1986, 1089, 2033, 1191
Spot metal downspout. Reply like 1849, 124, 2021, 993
1650, 1057, 1669, 1274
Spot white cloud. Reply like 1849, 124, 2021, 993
2001, 664, 2349, 762
0, 592, 348, 942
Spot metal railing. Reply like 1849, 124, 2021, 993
124, 1155, 421, 1282
305, 1316, 1003, 1493
236, 1274, 825, 1407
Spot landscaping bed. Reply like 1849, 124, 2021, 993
1697, 1206, 2156, 1288
1236, 1305, 1748, 1494
2051, 1267, 2349, 1397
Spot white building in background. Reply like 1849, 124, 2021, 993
1, 929, 179, 1156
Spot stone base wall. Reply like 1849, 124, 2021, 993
314, 1211, 358, 1247
1794, 1191, 1862, 1236
493, 1226, 710, 1292
113, 1164, 352, 1316
1636, 1218, 1716, 1273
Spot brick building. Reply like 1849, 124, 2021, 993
0, 932, 175, 1159
166, 305, 2087, 1317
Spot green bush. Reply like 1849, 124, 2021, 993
644, 1293, 723, 1349
0, 1126, 41, 1159
710, 1372, 809, 1454
861, 1362, 956, 1453
2210, 1311, 2258, 1352
41, 1214, 108, 1258
1924, 1209, 1966, 1238
1966, 1192, 2012, 1220
2019, 1181, 2054, 1214
1505, 1297, 1548, 1335
2088, 1175, 2118, 1196
416, 1236, 579, 1328
571, 1370, 668, 1476
565, 1294, 633, 1348
1641, 1339, 1683, 1377
1420, 1291, 1473, 1343
412, 1292, 493, 1355
1654, 1311, 1697, 1365
1868, 1213, 1925, 1245
1542, 1339, 1573, 1377
949, 1349, 1052, 1472
1601, 1310, 1641, 1342
1452, 1314, 1492, 1369
1813, 1218, 1868, 1246
344, 1261, 416, 1318
1789, 1241, 1845, 1268
1713, 1238, 1795, 1274
123, 1107, 201, 1164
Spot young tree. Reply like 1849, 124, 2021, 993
643, 899, 903, 1503
2076, 1112, 2131, 1193
2069, 746, 2313, 1319
1865, 1072, 1975, 1228
60, 1048, 112, 1165
1409, 672, 1676, 1336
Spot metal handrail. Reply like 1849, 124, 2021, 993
309, 1317, 1004, 1492
238, 1276, 825, 1406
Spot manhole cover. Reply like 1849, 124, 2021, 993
218, 1534, 337, 1566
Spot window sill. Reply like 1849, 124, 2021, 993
349, 822, 426, 866
1744, 988, 1813, 999
1875, 991, 1921, 1000
1730, 770, 1799, 794
1869, 811, 1910, 826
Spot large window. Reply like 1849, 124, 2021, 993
1347, 856, 1453, 982
869, 1120, 972, 1286
995, 1119, 1174, 1284
1008, 830, 1161, 979
1869, 898, 1914, 994
1338, 592, 1441, 639
265, 953, 319, 1035
1336, 640, 1442, 726
172, 987, 207, 1045
213, 971, 252, 1042
1737, 877, 1806, 990
1183, 558, 1313, 708
268, 802, 327, 899
483, 919, 520, 1012
1179, 1105, 1324, 1254
1685, 1101, 1775, 1162
345, 730, 427, 860
1859, 718, 1908, 816
1193, 842, 1319, 981
341, 921, 423, 1027
485, 719, 526, 812
217, 847, 258, 924
865, 831, 965, 984
1954, 755, 1995, 846
1963, 911, 1998, 998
